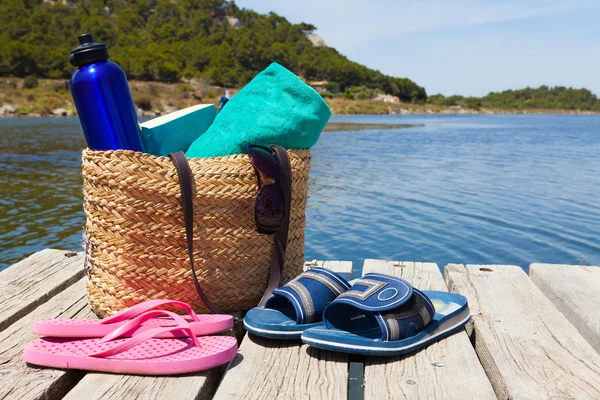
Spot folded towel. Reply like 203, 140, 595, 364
186, 63, 331, 158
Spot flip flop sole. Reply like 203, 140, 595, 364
32, 314, 233, 338
23, 336, 238, 375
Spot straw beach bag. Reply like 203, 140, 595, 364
82, 148, 311, 317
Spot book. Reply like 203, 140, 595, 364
140, 104, 216, 156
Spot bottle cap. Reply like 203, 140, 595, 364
69, 34, 109, 67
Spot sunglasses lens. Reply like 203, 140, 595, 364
248, 146, 280, 178
255, 184, 284, 227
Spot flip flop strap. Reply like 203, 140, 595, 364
99, 310, 190, 343
89, 312, 200, 358
101, 300, 199, 324
265, 267, 351, 324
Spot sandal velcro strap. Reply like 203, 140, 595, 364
323, 273, 436, 341
264, 267, 351, 324
334, 273, 413, 310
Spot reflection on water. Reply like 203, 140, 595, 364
1, 115, 599, 274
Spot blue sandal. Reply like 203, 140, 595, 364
243, 268, 351, 339
301, 273, 470, 355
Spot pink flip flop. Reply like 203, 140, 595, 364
24, 311, 238, 375
32, 299, 233, 338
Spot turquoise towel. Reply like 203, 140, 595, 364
186, 63, 331, 158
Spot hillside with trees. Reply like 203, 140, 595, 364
0, 0, 427, 102
1, 0, 598, 112
429, 86, 600, 111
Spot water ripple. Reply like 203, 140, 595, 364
306, 114, 600, 275
1, 115, 599, 275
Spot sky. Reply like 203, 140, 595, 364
234, 0, 600, 97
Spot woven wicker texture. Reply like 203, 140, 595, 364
82, 148, 311, 317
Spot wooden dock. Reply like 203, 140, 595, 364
2, 249, 600, 399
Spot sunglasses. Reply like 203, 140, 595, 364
248, 144, 288, 234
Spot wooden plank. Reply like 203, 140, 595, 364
0, 249, 85, 332
362, 260, 496, 400
0, 277, 93, 400
304, 259, 353, 282
213, 261, 353, 400
63, 368, 226, 400
64, 328, 245, 400
530, 263, 600, 354
445, 264, 600, 400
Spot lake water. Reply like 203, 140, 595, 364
1, 115, 599, 275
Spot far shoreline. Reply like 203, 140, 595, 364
1, 78, 599, 118
1, 106, 599, 119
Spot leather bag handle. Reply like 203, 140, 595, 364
258, 145, 292, 306
169, 151, 219, 313
169, 147, 292, 312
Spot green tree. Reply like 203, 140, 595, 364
0, 0, 429, 102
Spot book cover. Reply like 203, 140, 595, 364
140, 104, 216, 156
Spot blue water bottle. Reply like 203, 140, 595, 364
69, 33, 143, 151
